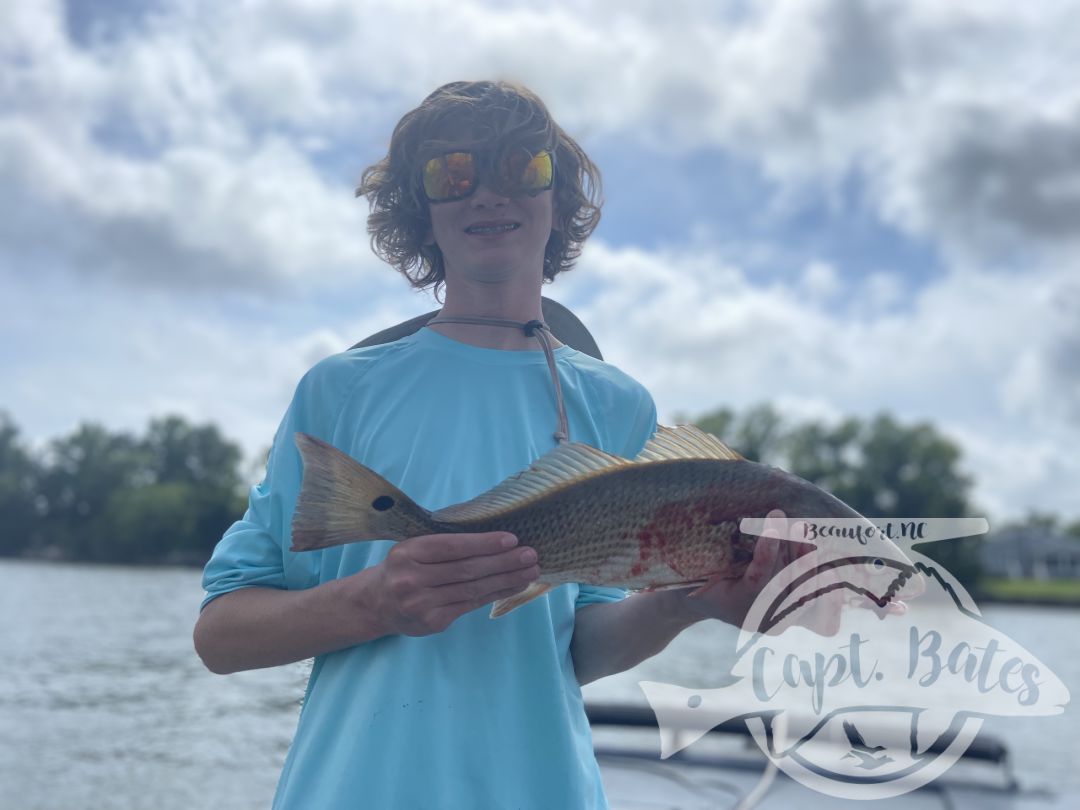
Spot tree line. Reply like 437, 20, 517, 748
692, 404, 983, 585
1, 407, 1074, 585
0, 412, 247, 565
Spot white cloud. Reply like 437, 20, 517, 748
2, 227, 1075, 521
4, 0, 1079, 292
800, 261, 840, 302
0, 269, 432, 469
1, 0, 1077, 522
556, 240, 1079, 521
861, 272, 904, 313
0, 1, 376, 290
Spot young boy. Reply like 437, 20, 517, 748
194, 80, 790, 809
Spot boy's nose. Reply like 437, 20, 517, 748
469, 183, 510, 207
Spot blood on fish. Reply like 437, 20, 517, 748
628, 529, 658, 577
631, 492, 739, 579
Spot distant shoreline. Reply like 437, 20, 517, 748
974, 577, 1080, 608
977, 596, 1080, 608
6, 549, 211, 569
6, 554, 1079, 608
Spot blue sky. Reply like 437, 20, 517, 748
2, 0, 1079, 522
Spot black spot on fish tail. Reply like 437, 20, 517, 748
372, 495, 395, 511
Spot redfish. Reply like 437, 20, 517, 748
290, 426, 911, 617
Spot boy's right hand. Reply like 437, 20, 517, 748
355, 532, 540, 637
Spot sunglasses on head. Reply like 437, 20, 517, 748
421, 148, 554, 203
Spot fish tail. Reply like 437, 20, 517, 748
290, 433, 435, 551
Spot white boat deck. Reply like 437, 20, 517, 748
590, 704, 1072, 810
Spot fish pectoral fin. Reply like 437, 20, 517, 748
489, 582, 554, 618
685, 571, 738, 597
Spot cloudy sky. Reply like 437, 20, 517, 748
2, 0, 1078, 523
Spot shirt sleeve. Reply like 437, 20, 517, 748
574, 383, 658, 611
200, 355, 357, 609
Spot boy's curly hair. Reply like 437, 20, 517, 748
357, 81, 603, 294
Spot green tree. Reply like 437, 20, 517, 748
31, 415, 248, 563
140, 415, 247, 561
693, 406, 982, 588
144, 415, 243, 492
36, 423, 149, 560
102, 482, 200, 563
693, 403, 786, 462
0, 412, 41, 556
693, 406, 737, 448
787, 413, 980, 587
785, 414, 972, 518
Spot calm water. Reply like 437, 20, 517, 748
3, 559, 1079, 810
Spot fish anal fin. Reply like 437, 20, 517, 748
634, 425, 745, 463
489, 582, 554, 618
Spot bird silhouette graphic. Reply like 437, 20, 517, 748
842, 720, 895, 770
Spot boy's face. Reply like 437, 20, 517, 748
423, 138, 556, 287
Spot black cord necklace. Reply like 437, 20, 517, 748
426, 315, 569, 445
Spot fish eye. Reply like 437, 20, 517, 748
372, 495, 395, 511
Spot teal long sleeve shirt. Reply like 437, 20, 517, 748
202, 327, 657, 810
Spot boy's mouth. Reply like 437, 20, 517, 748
464, 221, 521, 235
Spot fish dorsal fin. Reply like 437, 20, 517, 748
634, 424, 745, 462
432, 442, 630, 523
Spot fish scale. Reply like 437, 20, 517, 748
290, 425, 887, 616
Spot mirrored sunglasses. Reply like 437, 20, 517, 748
421, 149, 554, 203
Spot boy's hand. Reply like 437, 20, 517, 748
672, 510, 842, 635
358, 532, 540, 636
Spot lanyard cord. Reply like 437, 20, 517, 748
426, 316, 570, 445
